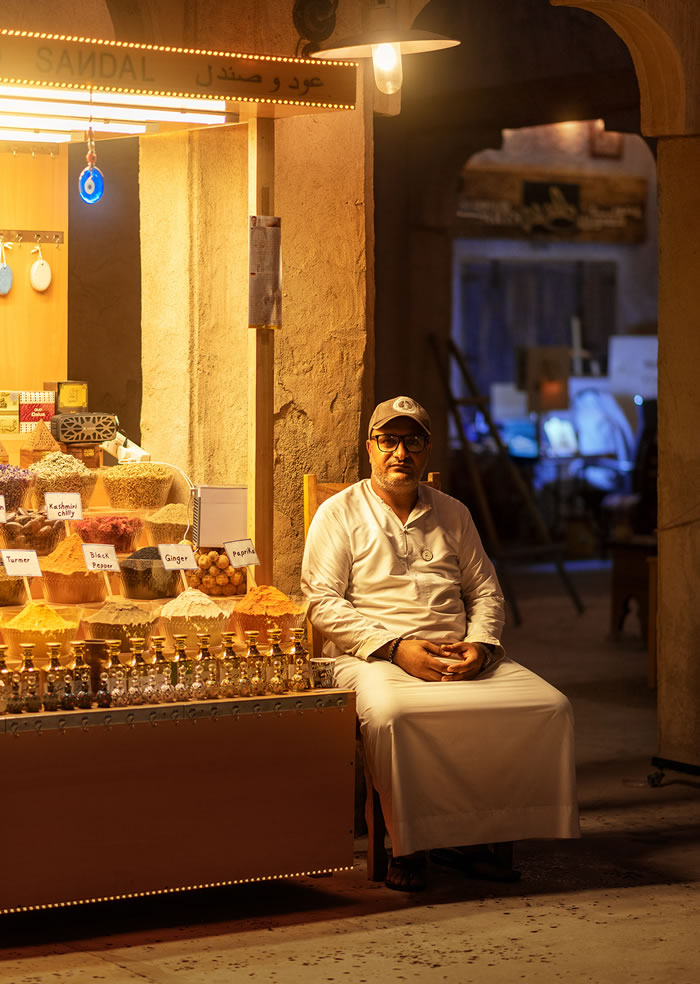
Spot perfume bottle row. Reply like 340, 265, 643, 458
0, 628, 312, 715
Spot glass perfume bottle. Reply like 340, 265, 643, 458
105, 639, 128, 707
43, 677, 60, 712
60, 672, 76, 711
43, 641, 67, 695
19, 643, 42, 712
266, 629, 287, 694
171, 634, 193, 701
288, 628, 310, 691
95, 668, 111, 708
237, 631, 258, 697
127, 636, 149, 705
151, 635, 175, 703
71, 641, 92, 710
0, 644, 10, 714
7, 674, 24, 715
197, 632, 219, 699
219, 632, 239, 698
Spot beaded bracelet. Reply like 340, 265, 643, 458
388, 637, 404, 663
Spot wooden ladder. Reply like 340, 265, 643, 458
430, 334, 584, 626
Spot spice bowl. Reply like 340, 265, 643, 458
231, 610, 296, 647
102, 464, 173, 510
0, 569, 25, 607
0, 619, 79, 667
75, 513, 144, 554
0, 510, 65, 556
119, 561, 180, 601
159, 612, 230, 653
33, 471, 98, 510
82, 614, 157, 653
0, 467, 35, 512
42, 571, 107, 605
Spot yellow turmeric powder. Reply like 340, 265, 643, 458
5, 602, 77, 631
41, 533, 91, 575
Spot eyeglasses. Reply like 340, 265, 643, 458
371, 433, 428, 454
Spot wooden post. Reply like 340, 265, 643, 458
247, 117, 275, 586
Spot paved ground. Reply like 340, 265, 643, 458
1, 564, 698, 983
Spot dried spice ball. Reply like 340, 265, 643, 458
0, 463, 35, 512
75, 514, 144, 553
102, 463, 173, 509
120, 545, 180, 600
0, 506, 65, 555
29, 451, 98, 509
146, 502, 189, 546
187, 546, 247, 597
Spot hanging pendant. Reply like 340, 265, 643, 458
30, 244, 52, 293
0, 242, 13, 297
79, 125, 104, 204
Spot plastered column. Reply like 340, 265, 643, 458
656, 136, 700, 766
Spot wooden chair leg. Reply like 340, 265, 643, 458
362, 746, 388, 882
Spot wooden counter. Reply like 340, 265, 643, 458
0, 689, 356, 913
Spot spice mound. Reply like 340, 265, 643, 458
233, 585, 299, 645
120, 546, 179, 600
29, 451, 98, 508
41, 534, 106, 603
75, 514, 143, 553
161, 587, 224, 619
146, 502, 189, 545
0, 463, 35, 511
0, 564, 25, 606
41, 534, 92, 576
236, 585, 299, 617
5, 603, 77, 632
102, 463, 173, 509
83, 599, 156, 651
160, 588, 228, 652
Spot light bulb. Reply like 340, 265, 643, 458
371, 42, 403, 95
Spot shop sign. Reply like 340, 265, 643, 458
224, 538, 260, 568
0, 495, 5, 524
44, 491, 83, 521
0, 29, 356, 110
1, 549, 41, 578
456, 166, 646, 243
158, 543, 198, 571
82, 543, 119, 573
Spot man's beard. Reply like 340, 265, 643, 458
372, 466, 420, 494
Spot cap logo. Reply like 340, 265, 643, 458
393, 397, 417, 414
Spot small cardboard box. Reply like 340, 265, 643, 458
0, 390, 19, 434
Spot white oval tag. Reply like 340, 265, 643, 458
30, 258, 52, 292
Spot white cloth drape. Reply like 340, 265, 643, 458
335, 655, 580, 856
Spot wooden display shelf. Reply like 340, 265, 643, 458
0, 690, 356, 913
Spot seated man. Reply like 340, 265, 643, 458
301, 396, 580, 891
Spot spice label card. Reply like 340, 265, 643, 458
223, 538, 260, 568
82, 543, 120, 573
1, 549, 41, 578
158, 543, 198, 570
0, 494, 5, 524
44, 491, 83, 521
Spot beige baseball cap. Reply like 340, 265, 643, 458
368, 396, 431, 437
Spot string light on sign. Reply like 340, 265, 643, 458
79, 126, 104, 204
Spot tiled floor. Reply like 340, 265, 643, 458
1, 565, 698, 982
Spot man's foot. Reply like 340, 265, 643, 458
385, 851, 427, 892
430, 846, 521, 883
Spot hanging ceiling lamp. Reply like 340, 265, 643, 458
303, 0, 460, 95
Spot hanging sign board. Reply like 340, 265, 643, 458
0, 29, 356, 110
456, 166, 646, 244
82, 543, 120, 573
249, 216, 282, 328
224, 538, 260, 568
158, 543, 198, 571
1, 549, 41, 578
44, 491, 83, 521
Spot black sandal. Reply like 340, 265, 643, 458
430, 847, 521, 883
385, 853, 427, 892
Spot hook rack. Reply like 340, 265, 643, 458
0, 229, 64, 245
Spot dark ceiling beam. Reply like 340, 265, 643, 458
104, 0, 154, 42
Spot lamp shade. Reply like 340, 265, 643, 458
310, 28, 459, 60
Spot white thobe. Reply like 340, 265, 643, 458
301, 479, 580, 856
